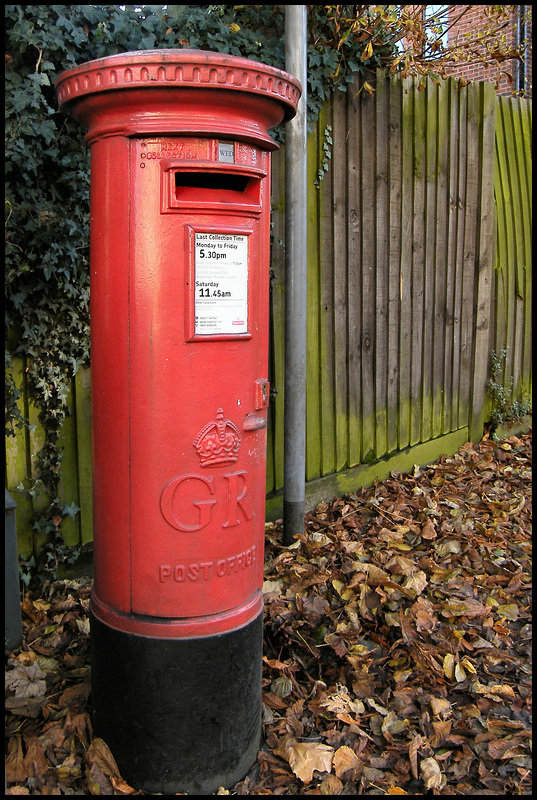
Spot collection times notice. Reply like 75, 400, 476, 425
194, 233, 248, 335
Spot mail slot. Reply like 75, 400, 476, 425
174, 170, 253, 191
168, 163, 262, 207
55, 50, 300, 795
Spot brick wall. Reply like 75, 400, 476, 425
443, 5, 532, 98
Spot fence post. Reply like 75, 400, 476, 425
5, 489, 22, 652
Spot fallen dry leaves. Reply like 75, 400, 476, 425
5, 432, 532, 795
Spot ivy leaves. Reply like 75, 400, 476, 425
163, 4, 285, 63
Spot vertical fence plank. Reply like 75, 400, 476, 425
374, 73, 390, 459
453, 85, 468, 430
387, 75, 402, 454
359, 85, 377, 462
470, 82, 496, 442
306, 118, 322, 481
74, 367, 93, 544
332, 88, 350, 473
346, 82, 363, 467
459, 83, 480, 432
493, 97, 515, 381
502, 99, 524, 391
410, 80, 427, 445
492, 101, 510, 387
518, 100, 533, 398
433, 79, 450, 436
443, 79, 460, 433
505, 100, 529, 303
27, 387, 51, 554
318, 100, 337, 477
5, 357, 34, 556
56, 382, 81, 547
398, 77, 414, 450
508, 99, 529, 395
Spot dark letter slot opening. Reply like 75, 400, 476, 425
175, 172, 249, 191
174, 171, 260, 205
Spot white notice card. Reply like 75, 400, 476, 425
194, 233, 248, 335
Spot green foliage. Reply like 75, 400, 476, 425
5, 352, 33, 437
6, 4, 399, 581
486, 350, 532, 430
314, 125, 333, 188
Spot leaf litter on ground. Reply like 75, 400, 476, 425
5, 431, 532, 795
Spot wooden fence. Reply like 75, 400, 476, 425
5, 73, 532, 554
492, 95, 532, 399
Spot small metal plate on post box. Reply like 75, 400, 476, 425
218, 141, 235, 163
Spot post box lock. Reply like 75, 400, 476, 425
255, 378, 270, 410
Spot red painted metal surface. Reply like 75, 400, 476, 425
56, 51, 300, 638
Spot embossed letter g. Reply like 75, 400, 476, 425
160, 474, 216, 532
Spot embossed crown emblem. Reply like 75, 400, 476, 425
193, 408, 242, 467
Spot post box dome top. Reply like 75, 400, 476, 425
56, 48, 301, 120
55, 49, 301, 148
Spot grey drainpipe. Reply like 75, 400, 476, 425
283, 5, 308, 544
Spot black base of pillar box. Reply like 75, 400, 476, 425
90, 612, 263, 795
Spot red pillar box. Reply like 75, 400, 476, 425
55, 50, 299, 795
